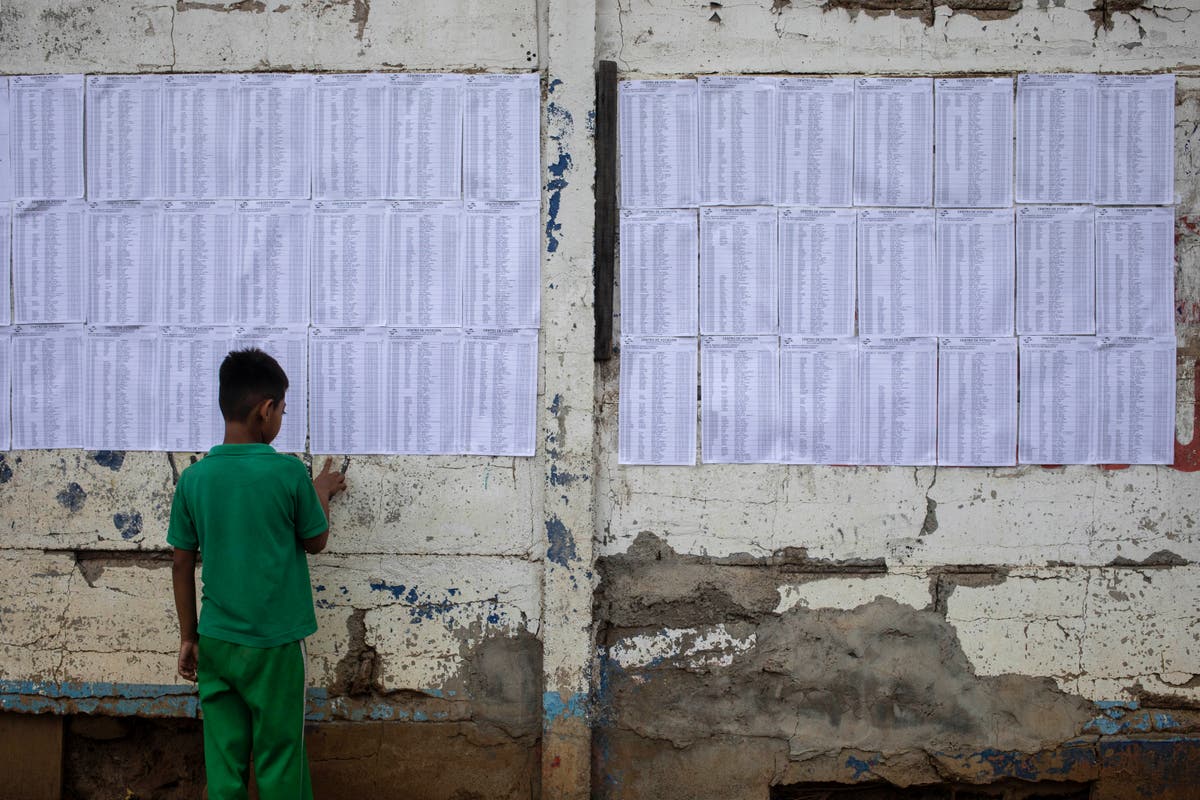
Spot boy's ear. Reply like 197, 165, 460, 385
255, 396, 277, 420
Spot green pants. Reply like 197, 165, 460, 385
197, 636, 313, 800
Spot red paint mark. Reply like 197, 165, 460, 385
1100, 463, 1130, 471
1176, 214, 1199, 247
551, 756, 561, 768
1177, 301, 1200, 327
1173, 360, 1200, 472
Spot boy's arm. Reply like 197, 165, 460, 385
304, 457, 347, 555
171, 547, 199, 682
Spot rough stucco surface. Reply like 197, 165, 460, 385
588, 0, 1200, 796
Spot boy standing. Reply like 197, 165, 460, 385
169, 348, 347, 799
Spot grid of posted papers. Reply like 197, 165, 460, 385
617, 74, 1177, 466
0, 72, 542, 456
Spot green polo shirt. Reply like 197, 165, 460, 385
167, 443, 328, 648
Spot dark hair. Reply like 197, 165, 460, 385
218, 348, 289, 422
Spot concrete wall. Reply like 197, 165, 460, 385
0, 0, 596, 796
593, 0, 1200, 797
1, 0, 1200, 797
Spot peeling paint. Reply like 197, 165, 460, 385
546, 516, 578, 566
113, 511, 144, 540
56, 482, 87, 512
91, 450, 126, 471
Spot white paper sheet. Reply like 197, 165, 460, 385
161, 74, 236, 199
1097, 336, 1176, 465
780, 336, 859, 465
698, 76, 775, 206
859, 337, 937, 466
0, 78, 11, 201
1018, 335, 1100, 464
11, 323, 85, 449
0, 329, 10, 451
857, 208, 935, 336
701, 335, 779, 464
160, 200, 237, 325
935, 208, 1015, 336
386, 201, 463, 328
1095, 206, 1174, 336
460, 328, 538, 456
386, 327, 462, 454
230, 326, 308, 454
310, 201, 387, 327
776, 78, 854, 208
87, 201, 159, 326
9, 75, 84, 200
700, 206, 778, 335
1016, 74, 1097, 204
158, 325, 229, 453
312, 73, 388, 200
1096, 74, 1175, 206
234, 200, 310, 327
618, 336, 698, 466
85, 326, 159, 451
778, 207, 856, 337
618, 80, 699, 209
935, 77, 1013, 208
618, 209, 699, 337
853, 77, 933, 207
464, 73, 540, 203
0, 205, 10, 326
12, 200, 87, 323
85, 75, 162, 201
463, 200, 540, 329
309, 326, 387, 454
1016, 205, 1095, 335
387, 74, 464, 200
234, 73, 312, 200
937, 337, 1017, 466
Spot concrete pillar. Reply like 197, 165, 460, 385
537, 0, 598, 797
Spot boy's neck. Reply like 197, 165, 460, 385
223, 421, 270, 445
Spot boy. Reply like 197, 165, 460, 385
169, 348, 347, 799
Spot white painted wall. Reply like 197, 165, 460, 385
0, 0, 553, 707
0, 3, 1199, 789
594, 0, 1200, 708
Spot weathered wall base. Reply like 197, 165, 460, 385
594, 537, 1200, 798
0, 713, 540, 800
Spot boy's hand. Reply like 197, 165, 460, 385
313, 457, 348, 503
178, 639, 199, 683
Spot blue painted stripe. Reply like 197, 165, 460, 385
2, 681, 453, 722
543, 690, 588, 724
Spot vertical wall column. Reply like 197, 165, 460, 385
538, 0, 598, 798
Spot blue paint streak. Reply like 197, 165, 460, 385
845, 754, 877, 779
547, 78, 563, 93
543, 690, 588, 723
543, 99, 573, 254
549, 394, 563, 415
546, 516, 578, 566
0, 454, 12, 484
369, 579, 407, 599
545, 177, 566, 253
57, 482, 87, 512
113, 511, 143, 540
91, 450, 126, 471
549, 463, 587, 487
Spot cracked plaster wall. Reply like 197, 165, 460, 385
592, 0, 1200, 795
0, 5, 562, 786
2, 0, 1200, 794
